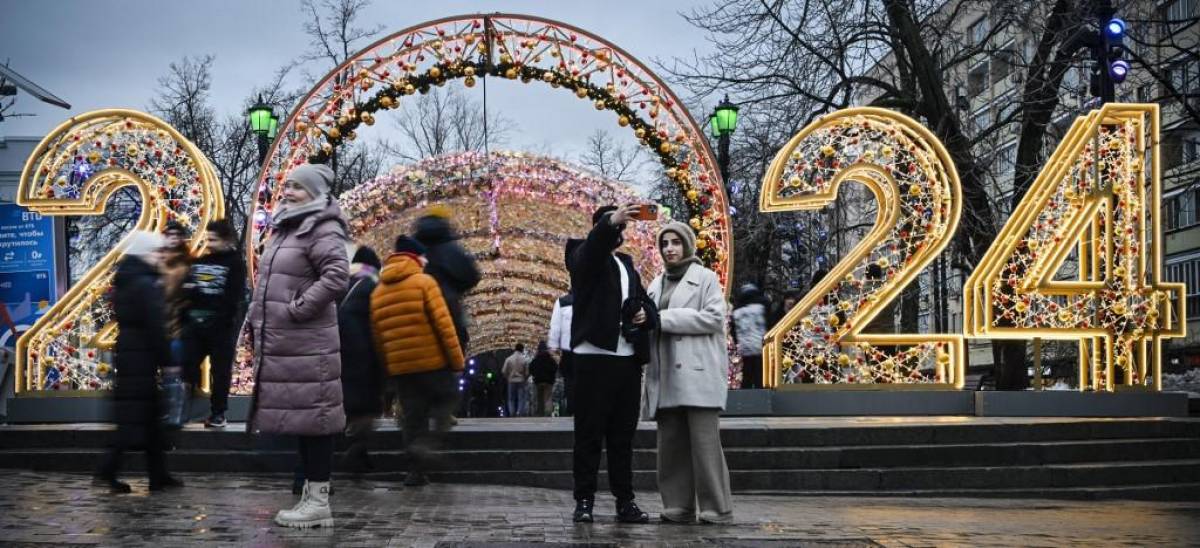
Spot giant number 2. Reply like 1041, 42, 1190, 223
759, 108, 965, 388
965, 103, 1185, 391
16, 110, 224, 392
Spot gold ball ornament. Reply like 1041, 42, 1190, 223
689, 217, 701, 229
618, 115, 630, 127
687, 190, 699, 201
464, 76, 476, 88
327, 127, 341, 140
837, 353, 850, 366
429, 66, 442, 79
829, 314, 841, 327
505, 68, 518, 79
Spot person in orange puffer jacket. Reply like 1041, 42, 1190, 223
370, 235, 465, 487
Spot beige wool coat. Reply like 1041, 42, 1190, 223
642, 263, 729, 420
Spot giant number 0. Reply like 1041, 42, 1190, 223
15, 110, 224, 393
759, 108, 965, 388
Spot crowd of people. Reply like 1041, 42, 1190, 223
98, 161, 763, 529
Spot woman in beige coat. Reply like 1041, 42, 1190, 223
643, 221, 733, 524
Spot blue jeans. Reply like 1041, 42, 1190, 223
507, 382, 528, 417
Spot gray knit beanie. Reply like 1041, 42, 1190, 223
286, 163, 335, 199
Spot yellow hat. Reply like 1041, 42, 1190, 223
426, 204, 453, 219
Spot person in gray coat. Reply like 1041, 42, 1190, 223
248, 162, 349, 529
643, 220, 733, 525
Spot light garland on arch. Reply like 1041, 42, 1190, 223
247, 14, 732, 289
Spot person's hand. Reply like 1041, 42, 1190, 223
609, 204, 642, 226
632, 309, 647, 325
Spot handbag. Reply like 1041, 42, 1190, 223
160, 367, 189, 429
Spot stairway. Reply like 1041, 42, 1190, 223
1, 417, 1198, 500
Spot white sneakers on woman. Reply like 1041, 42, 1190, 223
274, 481, 333, 528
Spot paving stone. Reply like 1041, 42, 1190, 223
0, 470, 1198, 545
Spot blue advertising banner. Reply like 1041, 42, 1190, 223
0, 203, 58, 350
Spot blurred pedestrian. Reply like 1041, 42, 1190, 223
370, 235, 464, 487
413, 206, 480, 353
732, 283, 768, 389
94, 231, 183, 493
529, 341, 558, 416
160, 221, 192, 369
338, 245, 384, 473
180, 219, 246, 427
248, 163, 349, 529
643, 221, 733, 524
548, 240, 581, 416
502, 344, 529, 417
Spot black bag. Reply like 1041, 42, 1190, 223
621, 294, 659, 366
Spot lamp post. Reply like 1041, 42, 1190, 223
708, 95, 739, 195
247, 95, 275, 165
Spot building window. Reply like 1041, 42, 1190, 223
1164, 189, 1200, 231
1138, 84, 1152, 102
968, 62, 989, 97
994, 143, 1017, 181
1160, 0, 1199, 36
1163, 56, 1200, 99
1165, 254, 1200, 319
969, 16, 989, 46
1184, 136, 1200, 164
991, 49, 1015, 84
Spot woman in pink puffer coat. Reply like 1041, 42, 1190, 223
248, 162, 348, 529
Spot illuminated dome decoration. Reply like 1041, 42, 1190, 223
344, 150, 663, 355
15, 109, 224, 392
248, 13, 732, 289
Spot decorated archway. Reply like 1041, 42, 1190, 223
346, 151, 662, 355
248, 13, 733, 288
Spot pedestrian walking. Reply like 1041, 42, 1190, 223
643, 221, 734, 524
94, 231, 184, 493
529, 341, 558, 416
567, 204, 656, 524
247, 163, 349, 529
370, 235, 465, 487
338, 245, 384, 473
179, 219, 246, 428
413, 206, 481, 353
502, 344, 530, 417
547, 241, 581, 416
731, 283, 769, 389
160, 221, 192, 368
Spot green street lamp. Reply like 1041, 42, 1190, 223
708, 95, 739, 193
267, 114, 280, 140
247, 95, 275, 164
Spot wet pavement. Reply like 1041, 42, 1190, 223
0, 470, 1198, 546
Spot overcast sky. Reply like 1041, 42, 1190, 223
1, 0, 721, 171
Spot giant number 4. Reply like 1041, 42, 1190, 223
965, 103, 1185, 391
16, 110, 224, 393
759, 108, 965, 389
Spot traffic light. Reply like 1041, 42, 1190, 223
1103, 17, 1129, 84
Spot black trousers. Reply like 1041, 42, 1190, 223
572, 354, 641, 502
181, 321, 237, 414
298, 434, 334, 483
741, 354, 764, 389
97, 400, 168, 482
561, 351, 575, 417
393, 369, 458, 472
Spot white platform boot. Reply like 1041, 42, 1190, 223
274, 481, 333, 528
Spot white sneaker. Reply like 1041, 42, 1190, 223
274, 481, 333, 528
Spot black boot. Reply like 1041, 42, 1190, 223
149, 475, 185, 491
616, 500, 649, 524
93, 476, 132, 493
573, 498, 594, 523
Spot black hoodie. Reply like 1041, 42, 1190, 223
414, 215, 482, 344
181, 247, 247, 327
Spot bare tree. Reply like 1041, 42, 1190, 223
578, 129, 651, 183
380, 85, 512, 163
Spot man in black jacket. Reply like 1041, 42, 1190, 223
180, 219, 247, 428
567, 204, 651, 524
414, 209, 482, 352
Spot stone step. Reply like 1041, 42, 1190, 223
4, 437, 1198, 474
2, 418, 1198, 451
